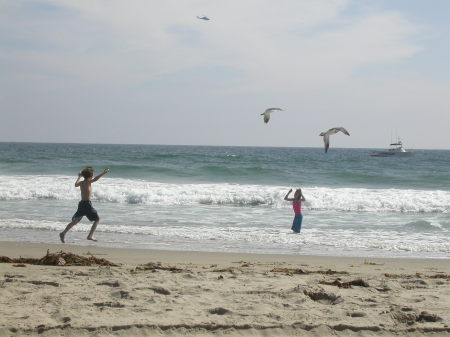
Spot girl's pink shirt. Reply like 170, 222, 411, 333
292, 201, 302, 215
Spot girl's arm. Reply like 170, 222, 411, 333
299, 189, 306, 201
284, 189, 293, 201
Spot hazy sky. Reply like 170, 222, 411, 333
1, 0, 449, 149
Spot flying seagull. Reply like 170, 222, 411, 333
261, 108, 283, 124
319, 127, 350, 153
197, 16, 210, 20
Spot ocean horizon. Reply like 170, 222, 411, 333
1, 140, 447, 151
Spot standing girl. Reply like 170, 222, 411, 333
284, 188, 306, 233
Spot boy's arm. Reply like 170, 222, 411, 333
284, 189, 293, 201
91, 168, 110, 182
74, 172, 82, 187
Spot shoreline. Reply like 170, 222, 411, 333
1, 241, 449, 265
1, 241, 449, 336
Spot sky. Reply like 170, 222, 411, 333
1, 0, 449, 149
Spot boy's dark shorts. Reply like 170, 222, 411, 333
72, 201, 99, 221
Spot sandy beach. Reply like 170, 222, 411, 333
0, 241, 449, 337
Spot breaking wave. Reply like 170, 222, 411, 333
1, 175, 449, 213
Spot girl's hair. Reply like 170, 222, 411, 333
294, 189, 302, 201
81, 167, 94, 179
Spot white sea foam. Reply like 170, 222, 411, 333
1, 175, 450, 213
1, 218, 449, 257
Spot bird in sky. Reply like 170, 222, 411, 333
197, 16, 210, 20
261, 108, 283, 124
319, 127, 350, 153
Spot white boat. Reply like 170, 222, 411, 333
370, 139, 414, 157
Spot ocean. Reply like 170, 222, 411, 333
0, 142, 449, 258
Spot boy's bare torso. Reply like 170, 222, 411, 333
79, 179, 92, 201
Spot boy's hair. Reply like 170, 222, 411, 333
81, 167, 94, 179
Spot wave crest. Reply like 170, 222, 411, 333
1, 175, 449, 213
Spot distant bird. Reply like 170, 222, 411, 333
197, 16, 210, 20
319, 127, 350, 153
261, 108, 283, 124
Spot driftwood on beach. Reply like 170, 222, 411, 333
0, 250, 117, 267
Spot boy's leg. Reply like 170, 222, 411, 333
85, 202, 99, 241
60, 217, 82, 243
87, 219, 99, 241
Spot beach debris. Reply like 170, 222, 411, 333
12, 264, 26, 267
134, 262, 184, 273
112, 290, 132, 299
375, 285, 391, 292
74, 272, 89, 276
384, 272, 450, 281
233, 260, 252, 267
416, 311, 442, 323
319, 278, 369, 288
208, 307, 231, 315
384, 272, 422, 279
3, 274, 25, 278
0, 251, 118, 267
28, 280, 60, 287
93, 301, 125, 308
364, 260, 384, 265
271, 267, 307, 275
1, 256, 34, 263
97, 281, 121, 287
303, 288, 342, 305
401, 307, 414, 312
212, 267, 235, 274
347, 311, 367, 317
271, 267, 348, 276
428, 273, 450, 280
150, 286, 171, 295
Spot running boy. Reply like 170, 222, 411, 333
59, 167, 110, 243
284, 188, 306, 233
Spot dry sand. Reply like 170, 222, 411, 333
0, 241, 449, 337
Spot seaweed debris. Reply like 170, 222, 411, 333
319, 278, 369, 288
271, 268, 349, 276
0, 250, 118, 267
134, 262, 184, 273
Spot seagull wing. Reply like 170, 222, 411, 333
263, 112, 270, 123
323, 134, 330, 153
337, 127, 350, 136
325, 128, 338, 135
265, 108, 283, 113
